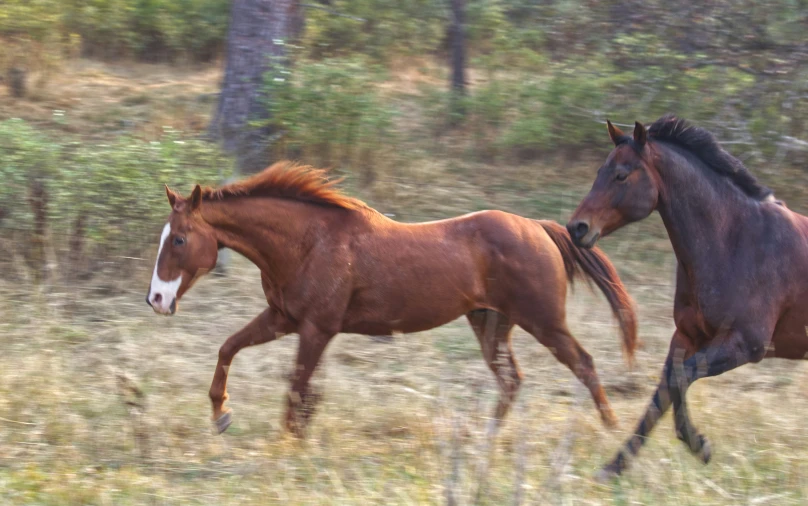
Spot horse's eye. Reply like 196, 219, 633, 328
173, 236, 186, 247
615, 171, 629, 182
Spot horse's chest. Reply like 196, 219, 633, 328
675, 284, 739, 340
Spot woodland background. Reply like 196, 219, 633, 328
1, 1, 808, 504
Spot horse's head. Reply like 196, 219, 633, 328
567, 120, 660, 248
146, 184, 218, 315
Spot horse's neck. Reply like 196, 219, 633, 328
202, 198, 321, 283
654, 146, 756, 280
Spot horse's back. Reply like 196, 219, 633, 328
339, 210, 567, 332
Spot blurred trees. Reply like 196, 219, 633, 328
208, 0, 303, 173
0, 0, 230, 62
2, 0, 808, 285
2, 0, 808, 192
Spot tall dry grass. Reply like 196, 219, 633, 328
2, 241, 808, 504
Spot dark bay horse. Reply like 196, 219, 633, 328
146, 162, 637, 436
567, 115, 808, 478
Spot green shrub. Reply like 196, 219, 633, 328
303, 0, 445, 60
1, 0, 230, 62
498, 72, 602, 157
0, 120, 233, 266
263, 57, 397, 169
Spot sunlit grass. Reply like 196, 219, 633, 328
2, 252, 808, 505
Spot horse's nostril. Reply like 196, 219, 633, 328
575, 222, 589, 236
567, 220, 590, 241
153, 293, 162, 304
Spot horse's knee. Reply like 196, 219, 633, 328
747, 342, 766, 363
731, 330, 768, 364
218, 343, 235, 363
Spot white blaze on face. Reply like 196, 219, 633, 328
148, 223, 182, 314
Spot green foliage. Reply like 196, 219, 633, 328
0, 0, 62, 40
303, 0, 446, 60
418, 55, 806, 164
263, 57, 397, 169
501, 71, 603, 156
1, 0, 230, 61
0, 119, 233, 258
4, 0, 808, 169
0, 120, 59, 226
420, 69, 605, 160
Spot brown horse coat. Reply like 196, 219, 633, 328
146, 162, 637, 435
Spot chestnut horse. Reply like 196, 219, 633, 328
146, 162, 637, 436
568, 114, 808, 478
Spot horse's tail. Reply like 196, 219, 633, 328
540, 220, 638, 366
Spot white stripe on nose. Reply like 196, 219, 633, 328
148, 223, 182, 314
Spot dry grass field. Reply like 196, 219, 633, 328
3, 237, 808, 505
3, 59, 808, 505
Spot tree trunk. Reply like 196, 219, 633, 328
449, 0, 466, 95
209, 0, 302, 174
26, 180, 48, 285
448, 0, 467, 123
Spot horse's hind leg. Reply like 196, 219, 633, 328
523, 318, 618, 428
467, 309, 521, 432
284, 322, 336, 437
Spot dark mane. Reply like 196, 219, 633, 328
201, 161, 369, 210
647, 114, 773, 201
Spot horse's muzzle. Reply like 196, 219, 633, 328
567, 220, 600, 248
146, 289, 177, 315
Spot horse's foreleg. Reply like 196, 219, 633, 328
596, 365, 674, 480
670, 328, 765, 462
596, 335, 682, 480
209, 308, 294, 433
284, 322, 335, 437
600, 327, 766, 479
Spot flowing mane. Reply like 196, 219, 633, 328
201, 161, 369, 210
647, 114, 774, 201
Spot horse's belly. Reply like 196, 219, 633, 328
342, 287, 478, 335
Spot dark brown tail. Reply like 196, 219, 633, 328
540, 220, 638, 365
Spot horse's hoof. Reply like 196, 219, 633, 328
594, 465, 620, 483
696, 436, 712, 464
214, 411, 232, 434
285, 421, 306, 439
602, 411, 620, 430
594, 453, 628, 482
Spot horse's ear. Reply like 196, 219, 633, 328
607, 119, 625, 146
633, 121, 647, 148
190, 184, 202, 212
165, 184, 179, 209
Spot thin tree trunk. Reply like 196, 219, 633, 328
26, 180, 48, 285
209, 0, 302, 174
448, 0, 467, 123
449, 0, 466, 95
